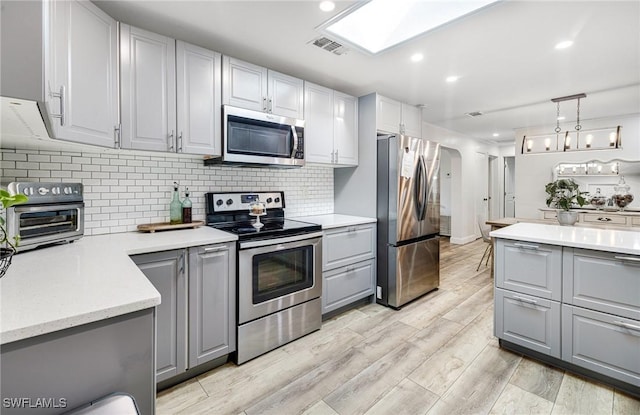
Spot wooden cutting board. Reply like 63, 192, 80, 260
137, 221, 204, 233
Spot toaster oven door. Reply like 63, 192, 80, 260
8, 203, 85, 251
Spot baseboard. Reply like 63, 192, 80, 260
450, 234, 477, 245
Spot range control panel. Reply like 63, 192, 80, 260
7, 182, 83, 204
210, 191, 285, 213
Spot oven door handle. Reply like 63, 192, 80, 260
239, 231, 323, 250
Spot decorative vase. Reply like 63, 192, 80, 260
557, 210, 578, 226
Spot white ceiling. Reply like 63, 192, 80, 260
94, 0, 640, 144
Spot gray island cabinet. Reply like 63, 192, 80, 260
492, 223, 640, 396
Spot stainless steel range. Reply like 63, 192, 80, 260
5, 182, 84, 252
206, 191, 322, 364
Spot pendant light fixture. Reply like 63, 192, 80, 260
521, 93, 622, 154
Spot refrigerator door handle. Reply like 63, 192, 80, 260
413, 157, 423, 221
420, 155, 428, 221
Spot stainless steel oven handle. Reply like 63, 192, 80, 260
239, 231, 323, 250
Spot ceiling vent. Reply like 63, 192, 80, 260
465, 111, 484, 118
310, 36, 348, 56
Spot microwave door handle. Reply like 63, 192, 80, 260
290, 125, 298, 158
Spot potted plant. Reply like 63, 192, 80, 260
545, 178, 587, 226
1, 190, 28, 278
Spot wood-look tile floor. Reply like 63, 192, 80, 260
157, 238, 640, 415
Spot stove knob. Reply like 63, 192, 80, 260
226, 199, 233, 206
266, 198, 273, 204
216, 199, 224, 206
38, 187, 50, 195
274, 197, 280, 203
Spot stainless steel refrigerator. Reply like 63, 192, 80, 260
377, 134, 440, 308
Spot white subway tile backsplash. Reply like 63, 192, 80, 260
1, 148, 334, 235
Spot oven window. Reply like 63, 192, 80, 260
252, 245, 314, 304
19, 209, 79, 239
228, 115, 293, 158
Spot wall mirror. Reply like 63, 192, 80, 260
552, 159, 640, 211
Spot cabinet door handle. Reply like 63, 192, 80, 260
268, 97, 272, 113
513, 295, 538, 305
614, 255, 640, 263
262, 97, 267, 112
50, 85, 65, 126
514, 242, 539, 250
597, 217, 612, 222
331, 151, 335, 164
178, 131, 183, 153
613, 321, 640, 332
168, 130, 175, 151
335, 149, 339, 163
204, 246, 226, 253
114, 124, 121, 149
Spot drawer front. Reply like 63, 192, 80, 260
562, 305, 640, 387
632, 217, 640, 227
496, 239, 562, 300
323, 224, 375, 271
495, 288, 561, 358
582, 213, 628, 225
323, 259, 375, 314
563, 248, 640, 320
543, 210, 558, 220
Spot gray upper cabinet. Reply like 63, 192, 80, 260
375, 95, 422, 138
495, 239, 562, 301
47, 0, 119, 147
304, 83, 358, 167
176, 41, 222, 156
120, 24, 177, 152
188, 243, 236, 367
222, 56, 304, 119
131, 249, 187, 383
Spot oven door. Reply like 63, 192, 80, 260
238, 232, 322, 324
7, 203, 84, 251
223, 105, 305, 167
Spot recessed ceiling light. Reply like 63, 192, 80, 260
319, 1, 335, 12
555, 40, 574, 50
323, 0, 500, 54
493, 133, 499, 137
410, 53, 424, 62
557, 116, 566, 121
446, 75, 459, 83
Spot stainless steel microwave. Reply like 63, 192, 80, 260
212, 105, 305, 168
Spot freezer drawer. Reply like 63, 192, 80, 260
381, 236, 439, 308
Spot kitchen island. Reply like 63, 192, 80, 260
0, 227, 237, 415
491, 222, 640, 397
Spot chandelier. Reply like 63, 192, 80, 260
521, 93, 622, 154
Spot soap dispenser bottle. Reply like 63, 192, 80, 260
182, 187, 192, 224
170, 182, 182, 224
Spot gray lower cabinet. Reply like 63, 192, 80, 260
188, 244, 236, 367
322, 223, 376, 315
495, 287, 561, 358
132, 249, 187, 383
562, 304, 640, 387
495, 238, 640, 391
132, 243, 235, 384
563, 247, 640, 321
495, 239, 562, 300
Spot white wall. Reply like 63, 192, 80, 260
514, 114, 640, 218
423, 122, 504, 244
1, 148, 335, 235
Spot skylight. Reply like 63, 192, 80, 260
324, 0, 500, 54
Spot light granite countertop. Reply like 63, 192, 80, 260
0, 227, 237, 345
490, 222, 640, 255
291, 214, 376, 229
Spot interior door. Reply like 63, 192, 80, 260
474, 151, 489, 237
504, 156, 516, 217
